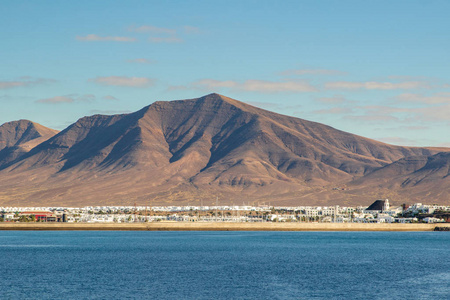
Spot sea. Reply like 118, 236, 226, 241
0, 231, 449, 299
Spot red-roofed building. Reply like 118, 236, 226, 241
19, 211, 58, 222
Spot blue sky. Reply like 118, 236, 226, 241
1, 0, 449, 147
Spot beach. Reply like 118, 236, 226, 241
1, 222, 449, 231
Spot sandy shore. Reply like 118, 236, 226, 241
1, 222, 449, 231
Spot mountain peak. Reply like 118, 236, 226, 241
148, 93, 256, 115
0, 119, 58, 150
198, 92, 245, 104
0, 119, 58, 168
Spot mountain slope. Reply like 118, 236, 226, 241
0, 120, 58, 167
0, 94, 447, 206
349, 152, 450, 201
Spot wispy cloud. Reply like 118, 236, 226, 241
387, 75, 434, 81
103, 95, 119, 101
76, 34, 137, 42
345, 102, 450, 125
374, 135, 444, 147
280, 69, 346, 76
325, 81, 430, 90
183, 25, 201, 34
128, 25, 176, 34
381, 125, 429, 131
36, 94, 95, 104
166, 85, 190, 92
374, 136, 423, 146
0, 77, 56, 89
313, 107, 354, 115
346, 114, 400, 122
126, 58, 154, 64
315, 95, 349, 104
36, 96, 74, 104
89, 76, 154, 88
194, 79, 317, 93
241, 80, 317, 92
149, 36, 183, 43
90, 109, 131, 115
394, 92, 450, 104
194, 79, 238, 89
245, 101, 283, 110
129, 24, 201, 43
412, 104, 450, 122
435, 142, 450, 147
0, 81, 30, 89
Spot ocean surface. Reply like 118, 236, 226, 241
0, 231, 449, 299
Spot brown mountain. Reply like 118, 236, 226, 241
349, 152, 450, 203
0, 94, 448, 206
0, 120, 58, 168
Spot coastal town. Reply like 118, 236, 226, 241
1, 199, 449, 224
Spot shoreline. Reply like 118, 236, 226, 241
1, 222, 449, 231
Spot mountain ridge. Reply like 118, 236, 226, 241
0, 93, 448, 206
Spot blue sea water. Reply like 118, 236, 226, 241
0, 231, 449, 299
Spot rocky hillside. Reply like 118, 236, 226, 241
0, 94, 447, 206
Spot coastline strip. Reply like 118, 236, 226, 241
1, 222, 449, 231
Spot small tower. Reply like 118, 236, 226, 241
383, 199, 390, 212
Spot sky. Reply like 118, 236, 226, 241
1, 0, 450, 147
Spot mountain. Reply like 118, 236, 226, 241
349, 152, 450, 203
0, 94, 448, 206
0, 120, 58, 168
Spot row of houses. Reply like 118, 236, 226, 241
2, 199, 449, 223
1, 211, 66, 222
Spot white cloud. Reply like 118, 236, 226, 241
36, 96, 74, 104
280, 69, 346, 76
0, 81, 25, 89
76, 34, 137, 42
194, 79, 317, 93
149, 36, 183, 43
325, 81, 430, 90
89, 76, 154, 87
387, 75, 432, 81
126, 58, 154, 64
413, 104, 450, 122
394, 92, 450, 104
36, 94, 96, 104
129, 25, 176, 35
128, 25, 200, 43
349, 102, 450, 124
0, 77, 56, 89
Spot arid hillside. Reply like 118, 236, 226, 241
0, 120, 58, 168
0, 94, 448, 206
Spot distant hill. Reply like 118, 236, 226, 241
349, 152, 450, 203
0, 120, 58, 168
0, 94, 448, 206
